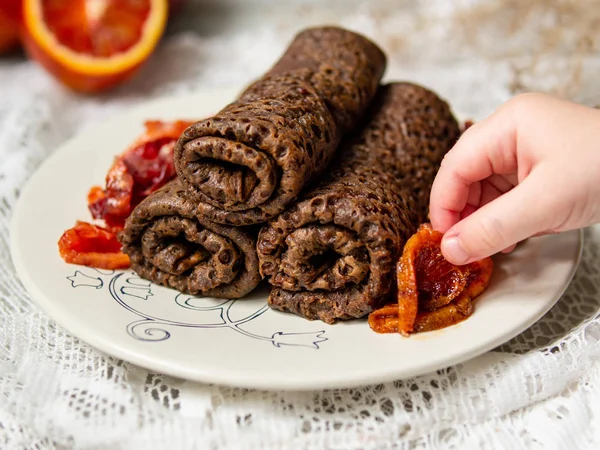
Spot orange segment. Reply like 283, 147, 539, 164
22, 0, 168, 92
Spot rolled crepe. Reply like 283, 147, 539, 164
174, 26, 386, 226
256, 83, 461, 323
119, 180, 260, 299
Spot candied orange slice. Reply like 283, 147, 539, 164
413, 294, 473, 333
367, 303, 399, 334
368, 224, 493, 335
58, 221, 130, 269
87, 120, 194, 230
59, 119, 194, 269
395, 243, 419, 336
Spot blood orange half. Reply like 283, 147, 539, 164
22, 0, 168, 92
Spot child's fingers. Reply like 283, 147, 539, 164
430, 107, 518, 233
440, 168, 559, 265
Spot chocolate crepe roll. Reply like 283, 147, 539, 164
174, 26, 386, 226
257, 83, 461, 323
119, 180, 260, 299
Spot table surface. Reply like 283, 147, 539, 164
1, 1, 599, 449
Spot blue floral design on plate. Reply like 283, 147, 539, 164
67, 269, 328, 349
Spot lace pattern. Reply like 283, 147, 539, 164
1, 0, 600, 448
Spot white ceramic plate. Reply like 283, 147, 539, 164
11, 88, 582, 391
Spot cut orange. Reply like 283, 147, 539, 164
22, 0, 168, 93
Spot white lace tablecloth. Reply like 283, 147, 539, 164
2, 1, 600, 448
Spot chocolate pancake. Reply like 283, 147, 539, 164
257, 83, 461, 323
119, 180, 260, 299
174, 26, 386, 225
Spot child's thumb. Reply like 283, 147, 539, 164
440, 169, 558, 265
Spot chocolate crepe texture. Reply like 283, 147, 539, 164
257, 82, 461, 323
174, 26, 386, 226
119, 180, 260, 299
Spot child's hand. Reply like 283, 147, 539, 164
429, 93, 600, 265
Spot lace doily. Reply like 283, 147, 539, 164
1, 1, 600, 448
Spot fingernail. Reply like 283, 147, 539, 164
442, 237, 470, 265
